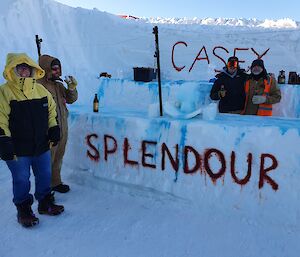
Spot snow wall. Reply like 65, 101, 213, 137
96, 78, 300, 118
65, 79, 300, 228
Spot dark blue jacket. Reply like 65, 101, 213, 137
210, 68, 248, 113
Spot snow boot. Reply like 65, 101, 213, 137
16, 198, 39, 228
38, 193, 64, 216
52, 183, 70, 193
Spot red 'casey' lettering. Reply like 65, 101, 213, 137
171, 41, 270, 73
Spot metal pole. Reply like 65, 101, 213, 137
153, 26, 163, 116
35, 35, 43, 57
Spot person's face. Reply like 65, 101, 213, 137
51, 65, 61, 79
16, 64, 31, 78
251, 65, 263, 75
228, 66, 237, 74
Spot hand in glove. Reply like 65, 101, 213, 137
252, 95, 266, 104
64, 76, 77, 90
48, 125, 60, 147
0, 136, 15, 161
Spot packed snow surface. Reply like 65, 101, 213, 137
0, 163, 298, 257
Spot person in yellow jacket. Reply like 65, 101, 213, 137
242, 59, 281, 116
38, 54, 78, 193
0, 53, 65, 228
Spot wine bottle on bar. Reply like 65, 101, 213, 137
93, 94, 99, 113
277, 70, 286, 84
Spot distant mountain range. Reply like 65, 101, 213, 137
141, 17, 299, 29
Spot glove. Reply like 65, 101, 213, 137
0, 136, 15, 161
48, 125, 60, 146
64, 76, 77, 90
252, 95, 266, 104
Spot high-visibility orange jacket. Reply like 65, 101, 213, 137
242, 76, 281, 116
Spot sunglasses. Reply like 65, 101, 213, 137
227, 61, 238, 69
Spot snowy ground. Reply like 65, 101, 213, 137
0, 160, 299, 257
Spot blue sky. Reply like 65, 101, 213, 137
55, 0, 300, 20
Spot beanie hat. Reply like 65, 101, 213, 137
227, 56, 239, 63
251, 59, 265, 69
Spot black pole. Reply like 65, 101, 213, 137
35, 35, 43, 57
153, 26, 163, 116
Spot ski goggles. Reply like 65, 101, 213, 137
227, 60, 238, 68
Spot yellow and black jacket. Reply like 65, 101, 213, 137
0, 53, 59, 158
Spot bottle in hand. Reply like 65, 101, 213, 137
93, 94, 99, 113
219, 85, 226, 98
